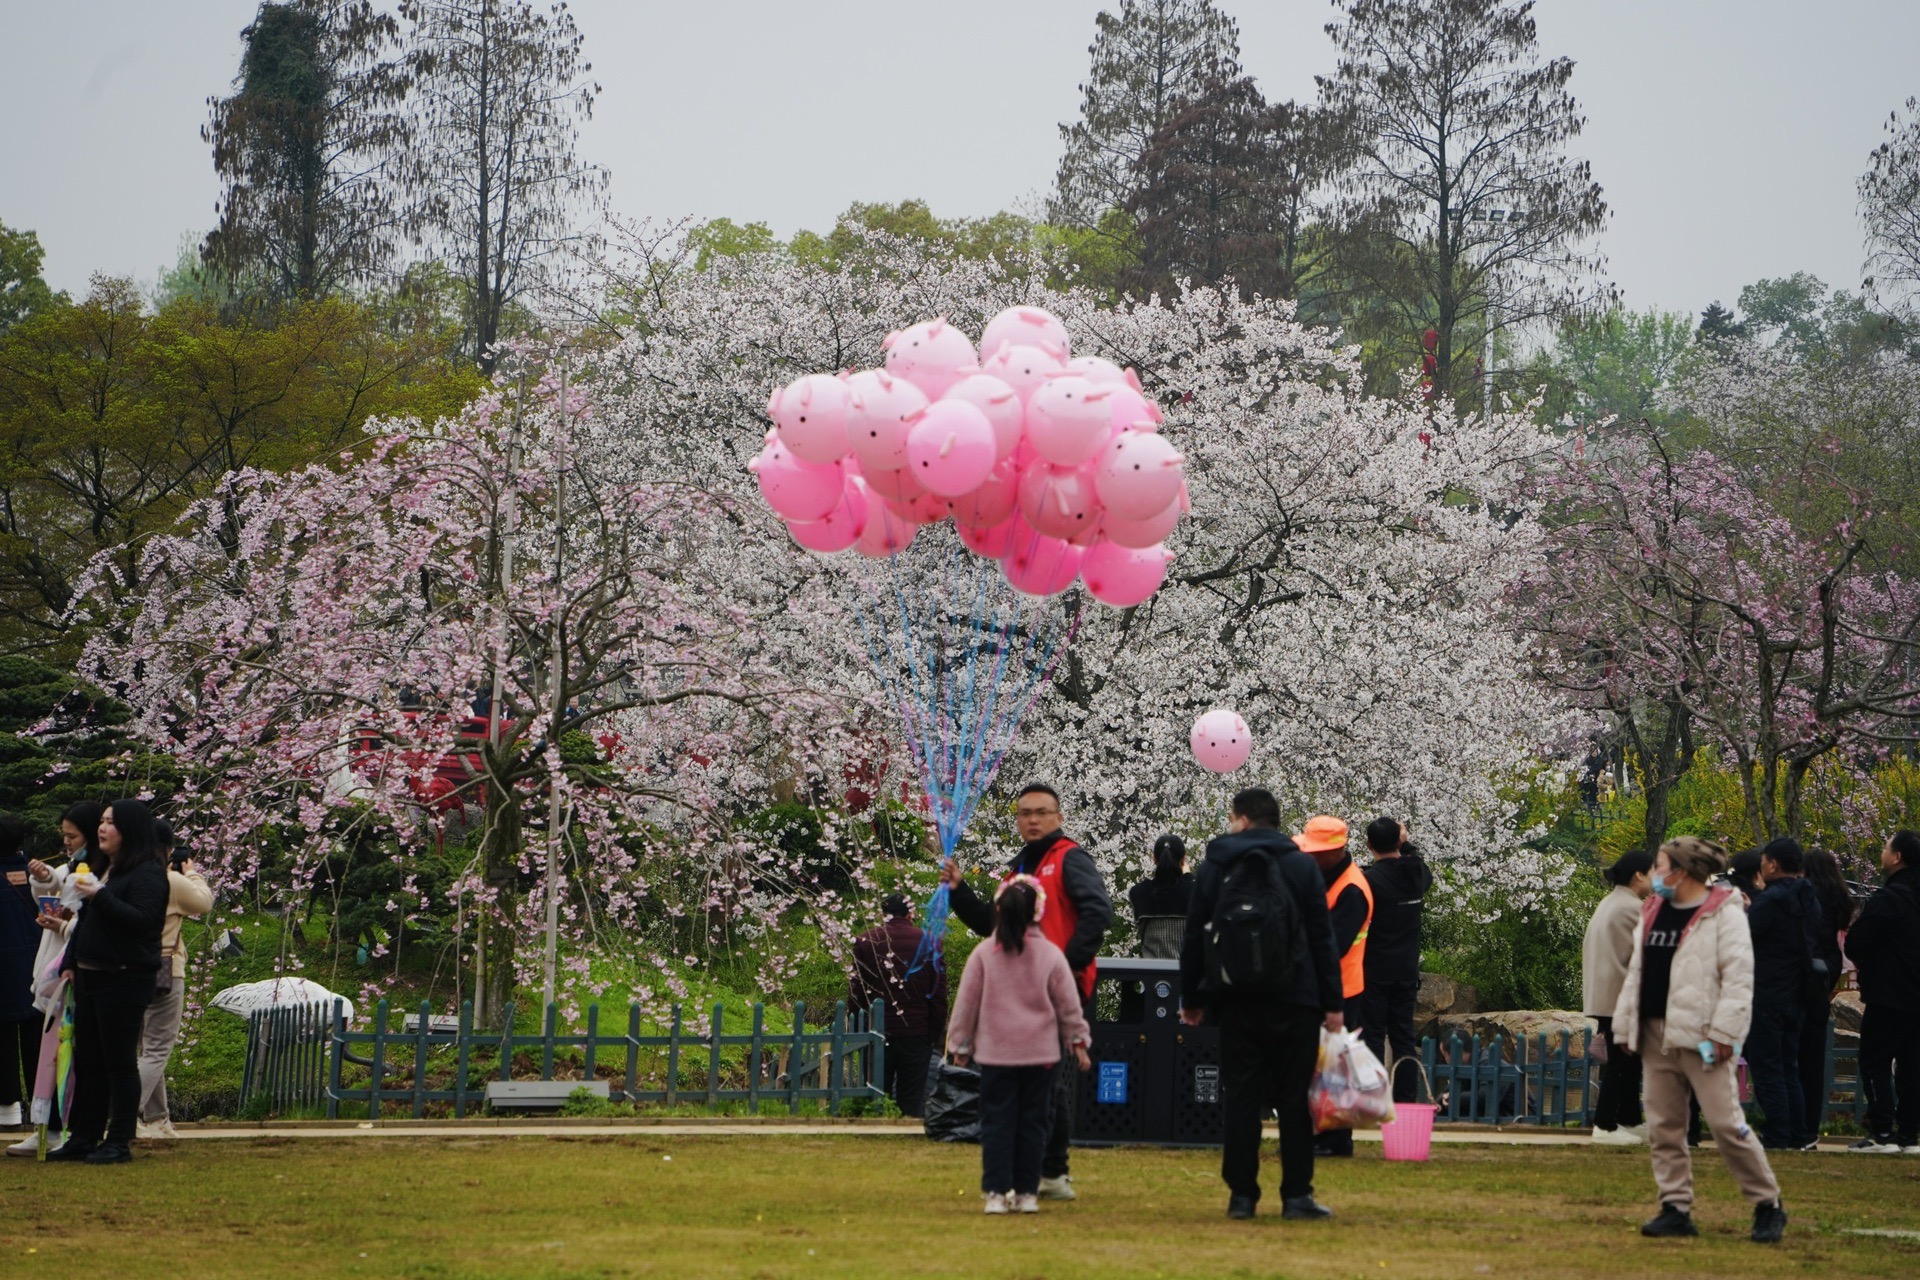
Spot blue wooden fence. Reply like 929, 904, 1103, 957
241, 998, 888, 1119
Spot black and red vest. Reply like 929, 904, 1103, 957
1006, 835, 1096, 999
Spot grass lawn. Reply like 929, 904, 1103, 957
3, 1136, 1917, 1279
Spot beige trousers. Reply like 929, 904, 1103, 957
137, 979, 187, 1123
1640, 1017, 1779, 1210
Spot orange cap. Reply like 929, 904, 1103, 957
1293, 815, 1349, 854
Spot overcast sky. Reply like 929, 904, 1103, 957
3, 1, 1915, 321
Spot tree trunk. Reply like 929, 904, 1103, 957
476, 751, 522, 1030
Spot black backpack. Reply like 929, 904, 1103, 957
1205, 849, 1305, 995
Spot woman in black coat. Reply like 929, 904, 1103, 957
49, 798, 169, 1164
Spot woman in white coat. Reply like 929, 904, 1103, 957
1614, 836, 1785, 1244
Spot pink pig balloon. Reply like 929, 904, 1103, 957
945, 458, 1019, 528
1002, 520, 1085, 597
980, 306, 1070, 365
1017, 462, 1103, 540
771, 373, 852, 463
862, 463, 926, 503
845, 370, 929, 473
905, 400, 997, 498
1081, 539, 1173, 608
1190, 709, 1253, 773
882, 317, 977, 401
885, 489, 949, 526
786, 479, 869, 554
748, 437, 844, 523
855, 498, 918, 558
1025, 376, 1115, 467
1067, 355, 1127, 386
1103, 481, 1188, 549
1105, 384, 1163, 434
1095, 430, 1186, 522
979, 342, 1065, 405
959, 517, 1017, 559
942, 373, 1024, 459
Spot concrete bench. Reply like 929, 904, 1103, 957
484, 1080, 609, 1112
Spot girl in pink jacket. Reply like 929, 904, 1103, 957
946, 875, 1092, 1216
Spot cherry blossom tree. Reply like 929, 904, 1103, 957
76, 358, 856, 1026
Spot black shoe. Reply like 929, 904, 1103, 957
1751, 1200, 1787, 1244
1227, 1194, 1256, 1220
1640, 1203, 1698, 1238
1281, 1196, 1333, 1220
44, 1141, 96, 1163
82, 1141, 132, 1165
1312, 1142, 1354, 1158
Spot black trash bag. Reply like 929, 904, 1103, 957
923, 1052, 980, 1143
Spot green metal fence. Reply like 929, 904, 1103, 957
240, 997, 888, 1119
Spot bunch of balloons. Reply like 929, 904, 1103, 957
749, 306, 1189, 608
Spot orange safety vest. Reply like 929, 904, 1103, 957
1009, 836, 1097, 1000
1326, 862, 1374, 1000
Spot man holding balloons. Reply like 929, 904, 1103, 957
941, 784, 1112, 1201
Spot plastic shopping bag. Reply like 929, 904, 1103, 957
1309, 1028, 1397, 1132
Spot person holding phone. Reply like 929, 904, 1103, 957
1612, 837, 1786, 1244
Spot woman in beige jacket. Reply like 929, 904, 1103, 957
1582, 850, 1651, 1143
1614, 837, 1785, 1244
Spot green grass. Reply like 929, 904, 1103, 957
3, 1137, 1917, 1278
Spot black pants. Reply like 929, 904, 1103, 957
1745, 1004, 1803, 1148
1218, 1000, 1321, 1203
884, 1035, 931, 1118
1861, 1002, 1920, 1145
0, 1015, 39, 1108
1797, 998, 1831, 1144
68, 969, 152, 1147
979, 1063, 1057, 1195
1588, 1016, 1644, 1130
1040, 989, 1091, 1179
1359, 978, 1421, 1102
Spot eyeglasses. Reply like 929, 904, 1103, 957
1015, 807, 1059, 819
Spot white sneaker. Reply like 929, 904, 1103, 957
1015, 1193, 1039, 1214
6, 1132, 51, 1158
1037, 1175, 1076, 1201
1619, 1123, 1649, 1141
1592, 1126, 1643, 1146
984, 1192, 1011, 1215
0, 1102, 21, 1126
135, 1119, 179, 1141
1903, 1144, 1920, 1156
1848, 1136, 1903, 1153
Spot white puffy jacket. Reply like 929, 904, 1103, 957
1612, 886, 1754, 1055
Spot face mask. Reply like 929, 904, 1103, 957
1650, 872, 1676, 901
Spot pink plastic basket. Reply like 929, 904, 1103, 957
1381, 1103, 1437, 1161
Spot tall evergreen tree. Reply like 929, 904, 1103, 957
1052, 0, 1242, 227
1126, 72, 1275, 298
1318, 0, 1610, 400
203, 1, 414, 303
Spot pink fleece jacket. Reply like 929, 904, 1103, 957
945, 928, 1092, 1068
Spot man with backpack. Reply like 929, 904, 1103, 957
1179, 788, 1344, 1221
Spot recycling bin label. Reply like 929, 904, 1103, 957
1097, 1061, 1129, 1104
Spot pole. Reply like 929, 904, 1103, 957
476, 376, 525, 1028
542, 350, 569, 1013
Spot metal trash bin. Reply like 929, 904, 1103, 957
1072, 957, 1223, 1147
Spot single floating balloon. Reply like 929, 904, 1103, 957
1095, 430, 1186, 522
905, 400, 997, 498
846, 369, 929, 473
772, 372, 852, 463
942, 372, 1025, 459
1081, 539, 1172, 608
1191, 708, 1252, 773
786, 479, 869, 554
1026, 376, 1114, 467
980, 342, 1065, 405
749, 438, 844, 523
980, 306, 1071, 365
882, 317, 977, 401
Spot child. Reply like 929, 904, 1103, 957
945, 875, 1092, 1215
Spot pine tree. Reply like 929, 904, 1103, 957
1051, 0, 1242, 227
1126, 72, 1275, 298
